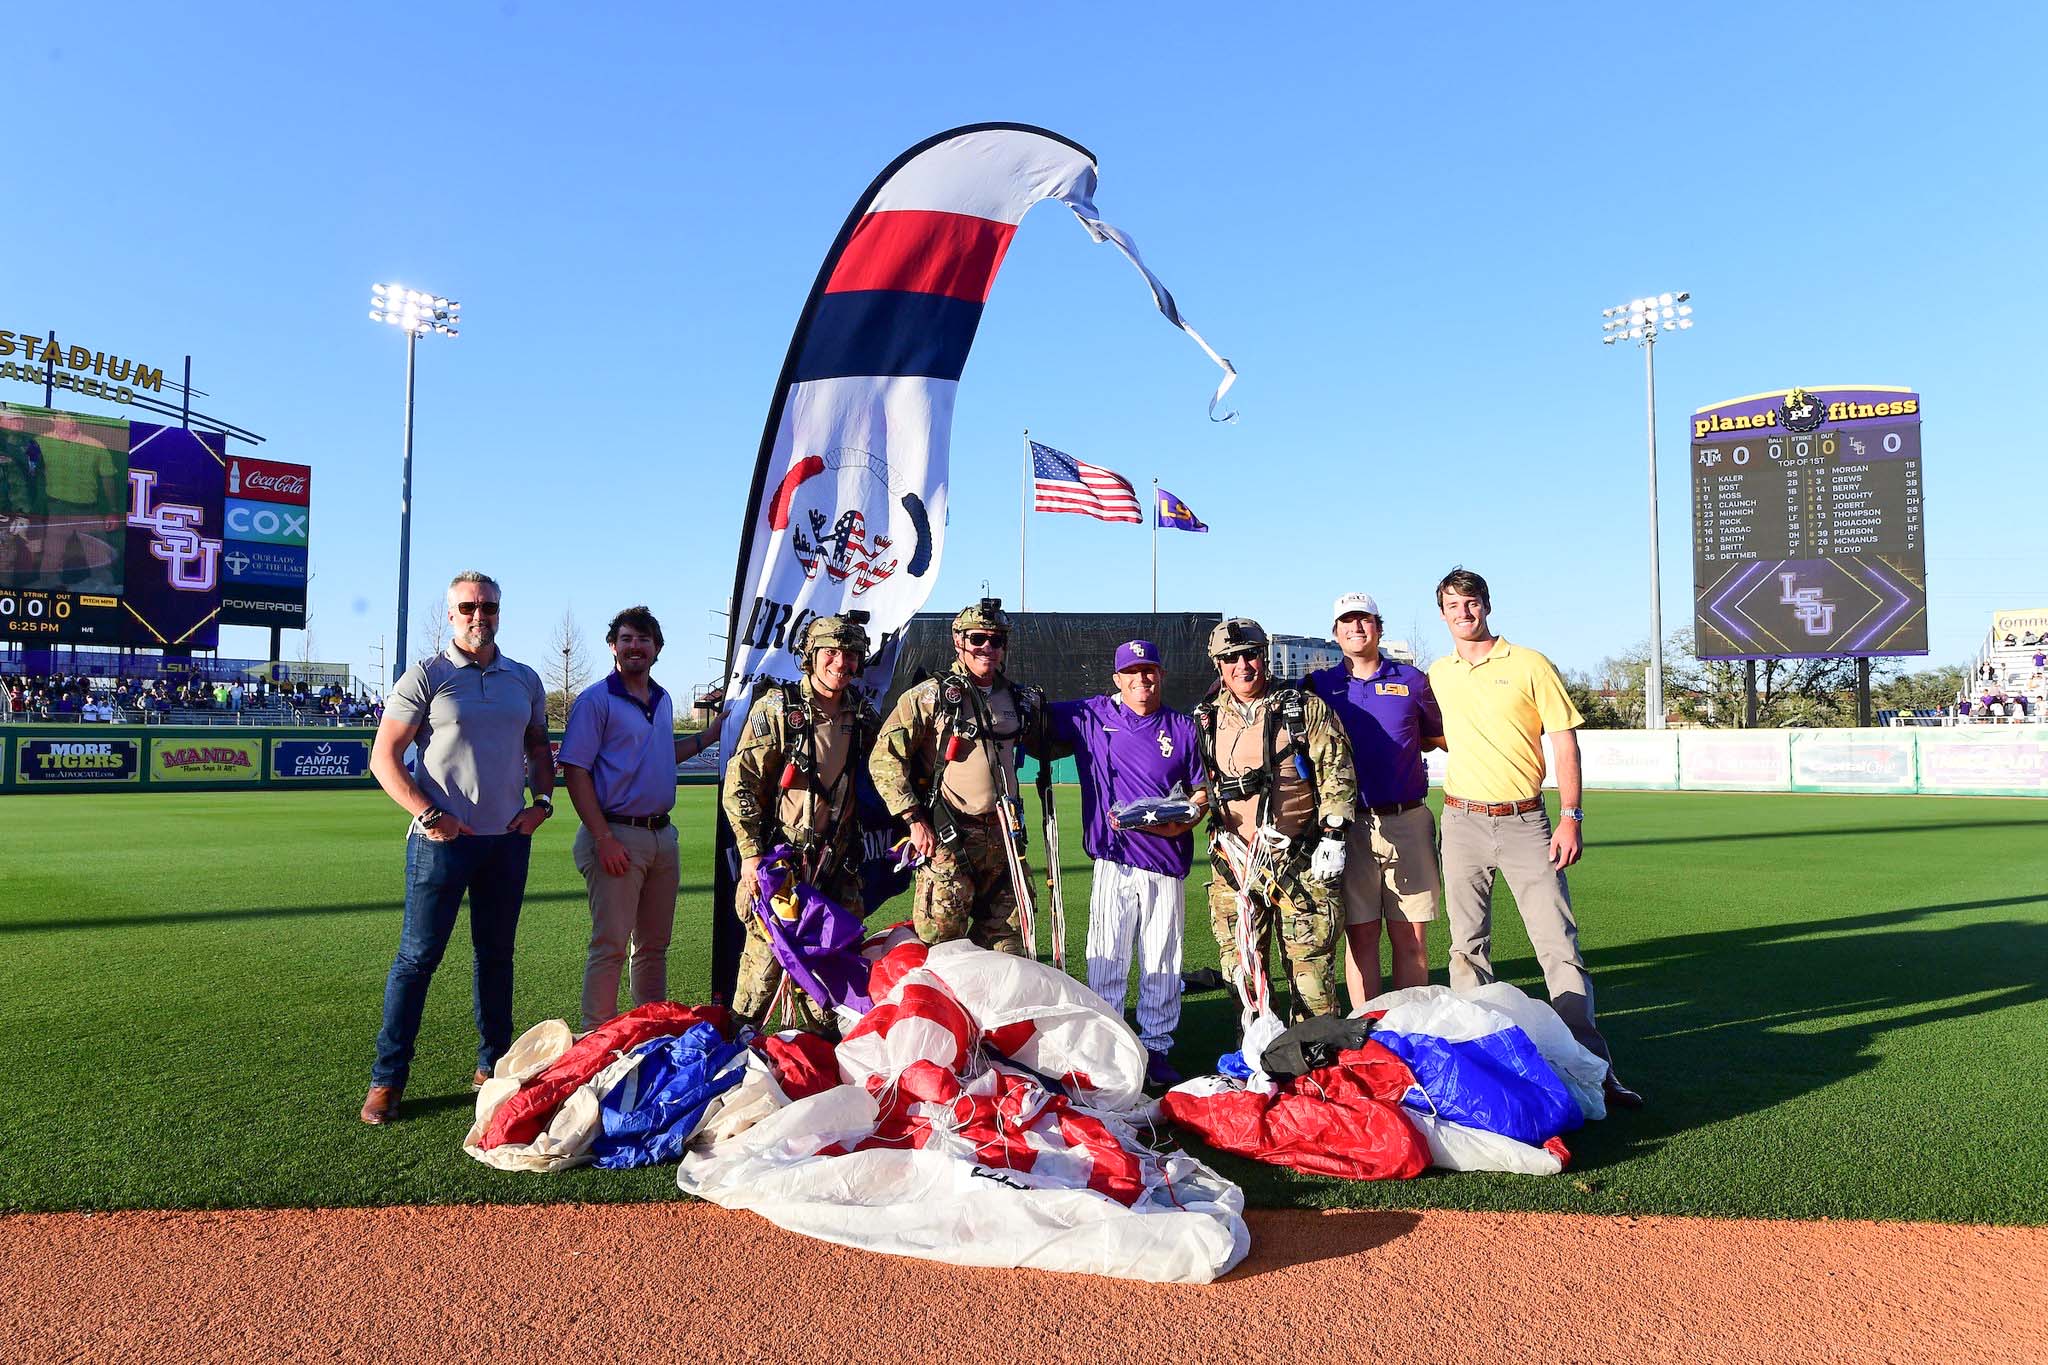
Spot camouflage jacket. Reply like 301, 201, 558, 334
1194, 683, 1357, 841
870, 662, 1059, 821
720, 676, 878, 861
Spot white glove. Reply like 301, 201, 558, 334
1309, 836, 1347, 882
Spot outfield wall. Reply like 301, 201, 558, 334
1422, 727, 2048, 798
5, 725, 2041, 797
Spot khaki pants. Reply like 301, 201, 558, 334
573, 821, 679, 1032
1341, 803, 1441, 925
1439, 802, 1610, 1063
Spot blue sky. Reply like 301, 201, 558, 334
10, 2, 2043, 690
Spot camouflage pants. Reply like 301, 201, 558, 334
913, 817, 1027, 955
1206, 851, 1341, 1020
732, 864, 864, 1034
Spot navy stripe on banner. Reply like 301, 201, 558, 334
794, 290, 984, 383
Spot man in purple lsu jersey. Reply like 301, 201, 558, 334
1048, 640, 1208, 1086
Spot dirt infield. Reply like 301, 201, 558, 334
5, 1204, 2041, 1362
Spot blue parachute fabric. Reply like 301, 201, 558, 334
1374, 1023, 1582, 1146
589, 1023, 750, 1169
1216, 1051, 1253, 1081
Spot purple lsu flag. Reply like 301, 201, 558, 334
1157, 487, 1207, 533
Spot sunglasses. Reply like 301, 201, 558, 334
456, 601, 500, 618
961, 631, 1008, 648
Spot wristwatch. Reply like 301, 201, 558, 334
1563, 806, 1585, 822
532, 794, 554, 817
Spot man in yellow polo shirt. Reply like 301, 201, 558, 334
1428, 567, 1643, 1110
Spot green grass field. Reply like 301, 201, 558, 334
3, 786, 2044, 1222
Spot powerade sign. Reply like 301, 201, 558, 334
17, 736, 141, 783
272, 738, 372, 781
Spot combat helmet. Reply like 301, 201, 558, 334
1207, 617, 1268, 659
799, 610, 870, 666
952, 597, 1012, 634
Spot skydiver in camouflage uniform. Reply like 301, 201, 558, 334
1194, 618, 1358, 1020
869, 599, 1056, 955
720, 613, 879, 1031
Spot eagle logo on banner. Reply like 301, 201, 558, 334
710, 122, 1237, 1000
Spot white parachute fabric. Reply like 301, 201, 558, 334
677, 1072, 1248, 1284
1405, 1110, 1566, 1176
679, 941, 1248, 1282
1357, 982, 1608, 1122
463, 1022, 650, 1173
1465, 984, 1609, 1122
906, 940, 1149, 1112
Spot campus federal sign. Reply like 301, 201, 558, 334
271, 738, 371, 781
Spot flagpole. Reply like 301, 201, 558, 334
1150, 477, 1159, 615
1020, 429, 1029, 610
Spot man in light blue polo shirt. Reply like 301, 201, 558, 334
559, 605, 718, 1030
361, 570, 554, 1126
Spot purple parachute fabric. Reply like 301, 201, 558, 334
752, 847, 873, 1014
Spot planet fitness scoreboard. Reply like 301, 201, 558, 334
1689, 386, 1927, 660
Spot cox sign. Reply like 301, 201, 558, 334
225, 498, 309, 547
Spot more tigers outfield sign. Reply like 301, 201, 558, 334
17, 736, 141, 783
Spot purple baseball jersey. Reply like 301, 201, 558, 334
1048, 696, 1207, 878
1304, 659, 1443, 808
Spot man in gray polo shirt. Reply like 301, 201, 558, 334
360, 570, 554, 1126
559, 604, 719, 1031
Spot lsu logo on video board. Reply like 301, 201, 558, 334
17, 737, 141, 783
150, 738, 262, 782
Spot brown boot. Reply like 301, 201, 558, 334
470, 1068, 491, 1091
359, 1084, 401, 1125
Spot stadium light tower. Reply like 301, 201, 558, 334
1601, 291, 1694, 731
368, 283, 460, 685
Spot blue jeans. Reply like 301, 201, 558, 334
372, 832, 532, 1089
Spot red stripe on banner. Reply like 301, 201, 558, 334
825, 210, 1018, 302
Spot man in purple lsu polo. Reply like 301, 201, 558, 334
1048, 640, 1209, 1086
1305, 592, 1445, 1009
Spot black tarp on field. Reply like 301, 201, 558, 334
882, 610, 1224, 715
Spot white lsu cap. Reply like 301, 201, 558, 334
1332, 592, 1380, 622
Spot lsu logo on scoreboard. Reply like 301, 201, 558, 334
1778, 571, 1836, 636
126, 469, 221, 592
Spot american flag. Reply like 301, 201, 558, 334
1030, 442, 1141, 523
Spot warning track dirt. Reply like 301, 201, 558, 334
4, 1204, 2041, 1361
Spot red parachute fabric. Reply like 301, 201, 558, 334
480, 1003, 731, 1150
757, 1031, 841, 1102
1160, 1042, 1432, 1182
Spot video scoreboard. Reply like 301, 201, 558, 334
0, 402, 311, 645
1690, 386, 1926, 660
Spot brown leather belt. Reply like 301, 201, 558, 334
605, 812, 671, 830
1442, 795, 1543, 817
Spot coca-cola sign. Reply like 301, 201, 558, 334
227, 457, 311, 506
248, 469, 307, 495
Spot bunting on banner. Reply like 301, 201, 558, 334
711, 123, 1237, 1002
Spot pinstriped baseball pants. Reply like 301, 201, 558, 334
1085, 860, 1185, 1052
